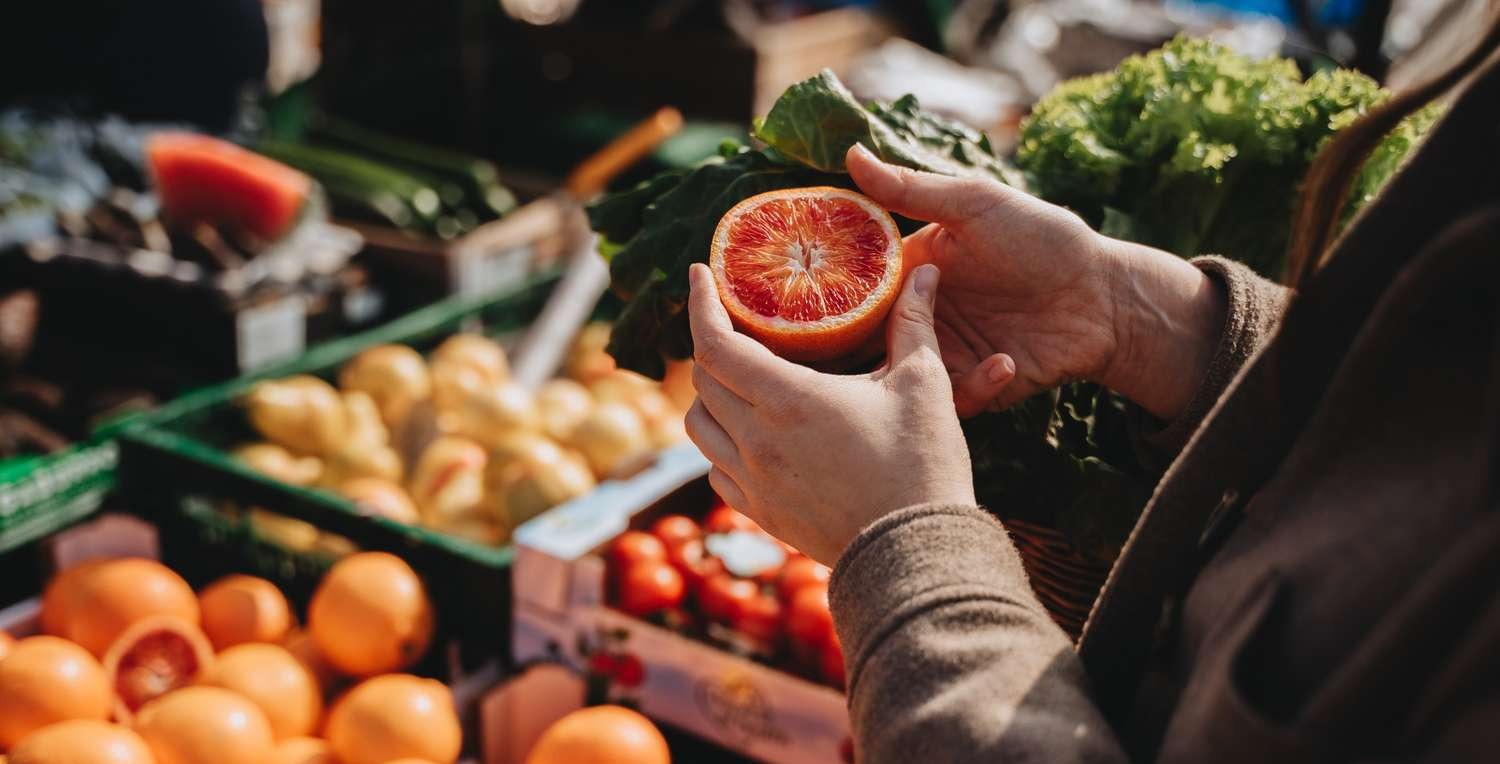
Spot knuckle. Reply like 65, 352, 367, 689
694, 335, 727, 369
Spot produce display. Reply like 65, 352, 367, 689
603, 502, 843, 691
235, 324, 692, 548
0, 553, 462, 763
0, 15, 1446, 763
257, 115, 518, 239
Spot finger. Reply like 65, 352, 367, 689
692, 363, 753, 431
846, 144, 1002, 224
952, 353, 1016, 418
707, 466, 749, 513
684, 400, 743, 473
688, 263, 794, 400
886, 264, 942, 368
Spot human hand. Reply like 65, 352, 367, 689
846, 145, 1223, 421
684, 262, 978, 566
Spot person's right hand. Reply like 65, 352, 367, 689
846, 145, 1224, 421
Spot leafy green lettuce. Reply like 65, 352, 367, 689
588, 70, 1024, 379
1017, 36, 1439, 277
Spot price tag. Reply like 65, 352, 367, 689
452, 245, 534, 298
236, 295, 306, 371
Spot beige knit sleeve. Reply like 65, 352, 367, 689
1131, 256, 1292, 469
830, 504, 1127, 763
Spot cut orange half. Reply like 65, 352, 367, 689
709, 187, 904, 362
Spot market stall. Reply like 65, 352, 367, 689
0, 0, 1461, 761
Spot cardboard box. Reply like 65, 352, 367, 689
511, 446, 852, 764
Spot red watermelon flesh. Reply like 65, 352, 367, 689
147, 132, 312, 243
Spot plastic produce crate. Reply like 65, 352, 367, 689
115, 274, 572, 669
0, 441, 118, 554
512, 472, 855, 764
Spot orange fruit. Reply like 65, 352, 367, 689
198, 644, 322, 740
524, 705, 670, 764
57, 559, 200, 658
280, 628, 340, 693
7, 719, 155, 764
710, 187, 904, 361
269, 736, 336, 764
0, 628, 12, 661
197, 574, 293, 650
0, 636, 112, 748
41, 560, 107, 637
133, 686, 274, 764
324, 674, 460, 764
101, 616, 214, 723
308, 552, 433, 677
385, 760, 439, 764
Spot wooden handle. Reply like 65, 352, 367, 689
564, 106, 684, 200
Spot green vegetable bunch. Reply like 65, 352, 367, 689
589, 70, 1024, 380
1017, 36, 1438, 277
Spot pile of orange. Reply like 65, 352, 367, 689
0, 552, 459, 764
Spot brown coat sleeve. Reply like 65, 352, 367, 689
1131, 256, 1292, 469
830, 505, 1127, 763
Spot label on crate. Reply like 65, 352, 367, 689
236, 295, 306, 371
706, 531, 786, 579
452, 245, 534, 298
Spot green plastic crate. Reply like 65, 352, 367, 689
116, 274, 564, 669
0, 441, 118, 554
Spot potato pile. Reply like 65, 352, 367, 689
235, 323, 694, 547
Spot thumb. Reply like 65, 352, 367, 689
847, 144, 989, 224
886, 264, 942, 367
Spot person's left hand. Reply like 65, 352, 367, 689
684, 262, 991, 566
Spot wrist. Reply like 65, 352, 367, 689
1096, 238, 1226, 421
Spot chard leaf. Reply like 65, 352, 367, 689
754, 70, 1025, 187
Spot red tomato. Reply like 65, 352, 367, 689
704, 504, 759, 534
651, 514, 701, 549
697, 574, 757, 624
731, 590, 784, 644
786, 582, 835, 650
613, 653, 645, 688
608, 531, 667, 571
617, 561, 685, 616
821, 633, 846, 689
777, 556, 832, 602
666, 537, 725, 593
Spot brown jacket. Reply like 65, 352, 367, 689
829, 40, 1500, 763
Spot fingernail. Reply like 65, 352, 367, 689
689, 263, 707, 289
913, 264, 938, 302
850, 143, 875, 160
988, 355, 1015, 382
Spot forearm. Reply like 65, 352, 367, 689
831, 505, 1127, 763
1098, 239, 1228, 421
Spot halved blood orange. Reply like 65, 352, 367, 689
101, 615, 215, 723
710, 187, 904, 361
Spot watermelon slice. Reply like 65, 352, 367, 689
147, 133, 312, 242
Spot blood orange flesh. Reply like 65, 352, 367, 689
103, 616, 215, 722
710, 187, 903, 361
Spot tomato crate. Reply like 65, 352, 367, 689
512, 471, 854, 764
113, 271, 603, 670
0, 440, 118, 555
